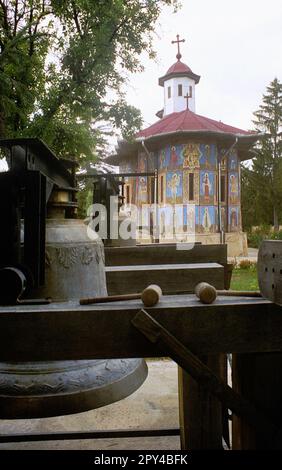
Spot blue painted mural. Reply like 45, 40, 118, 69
229, 206, 240, 231
166, 171, 183, 203
199, 206, 216, 233
200, 170, 215, 205
229, 150, 238, 171
200, 143, 217, 169
229, 172, 239, 204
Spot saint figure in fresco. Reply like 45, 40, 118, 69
204, 145, 210, 169
160, 149, 166, 169
202, 173, 211, 201
170, 146, 178, 169
139, 177, 147, 192
187, 207, 195, 231
220, 207, 226, 230
202, 208, 211, 232
168, 173, 181, 202
231, 209, 238, 229
230, 174, 238, 203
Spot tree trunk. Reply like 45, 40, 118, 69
273, 206, 279, 232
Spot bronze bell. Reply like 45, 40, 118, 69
0, 139, 147, 419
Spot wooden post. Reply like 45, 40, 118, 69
178, 356, 223, 449
232, 353, 282, 449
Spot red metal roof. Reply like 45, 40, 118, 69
166, 60, 192, 74
136, 109, 254, 139
159, 60, 200, 86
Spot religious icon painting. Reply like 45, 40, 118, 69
229, 206, 240, 232
138, 176, 148, 203
166, 171, 183, 204
174, 204, 184, 231
199, 143, 217, 170
182, 143, 200, 170
199, 206, 216, 233
220, 206, 227, 231
229, 150, 238, 171
158, 146, 170, 170
137, 152, 147, 173
183, 204, 197, 234
229, 172, 239, 204
200, 170, 215, 205
169, 145, 182, 169
159, 205, 173, 237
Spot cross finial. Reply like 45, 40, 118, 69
184, 89, 192, 110
172, 34, 185, 61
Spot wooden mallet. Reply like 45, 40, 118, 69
80, 284, 162, 307
195, 282, 262, 305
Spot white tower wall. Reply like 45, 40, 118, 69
163, 76, 196, 116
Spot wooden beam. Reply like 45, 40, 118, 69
106, 263, 224, 295
0, 296, 281, 361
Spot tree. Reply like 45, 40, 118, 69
1, 0, 179, 167
241, 78, 282, 230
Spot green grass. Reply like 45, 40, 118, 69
230, 267, 259, 291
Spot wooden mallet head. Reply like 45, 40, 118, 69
141, 284, 162, 307
195, 282, 217, 304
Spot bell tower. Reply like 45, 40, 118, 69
158, 35, 200, 116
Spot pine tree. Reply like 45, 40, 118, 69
242, 78, 282, 230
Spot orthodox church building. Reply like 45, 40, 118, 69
108, 36, 260, 256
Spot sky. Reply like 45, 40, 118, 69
125, 0, 282, 132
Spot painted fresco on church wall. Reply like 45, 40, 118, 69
200, 144, 217, 170
229, 150, 238, 171
229, 172, 239, 204
183, 170, 199, 204
159, 146, 170, 170
182, 143, 200, 169
137, 153, 147, 173
159, 205, 173, 237
169, 145, 182, 169
183, 204, 198, 233
200, 170, 215, 205
229, 206, 240, 232
218, 148, 228, 170
166, 171, 183, 204
174, 205, 184, 230
220, 206, 227, 231
199, 206, 216, 233
137, 176, 148, 203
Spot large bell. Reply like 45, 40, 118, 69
0, 218, 147, 419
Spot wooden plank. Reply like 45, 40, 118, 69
106, 263, 224, 295
0, 296, 281, 361
132, 309, 276, 442
105, 243, 227, 267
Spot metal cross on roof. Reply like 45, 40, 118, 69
171, 34, 185, 60
184, 89, 192, 110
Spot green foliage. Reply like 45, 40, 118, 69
242, 78, 282, 230
247, 225, 282, 248
0, 0, 179, 167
